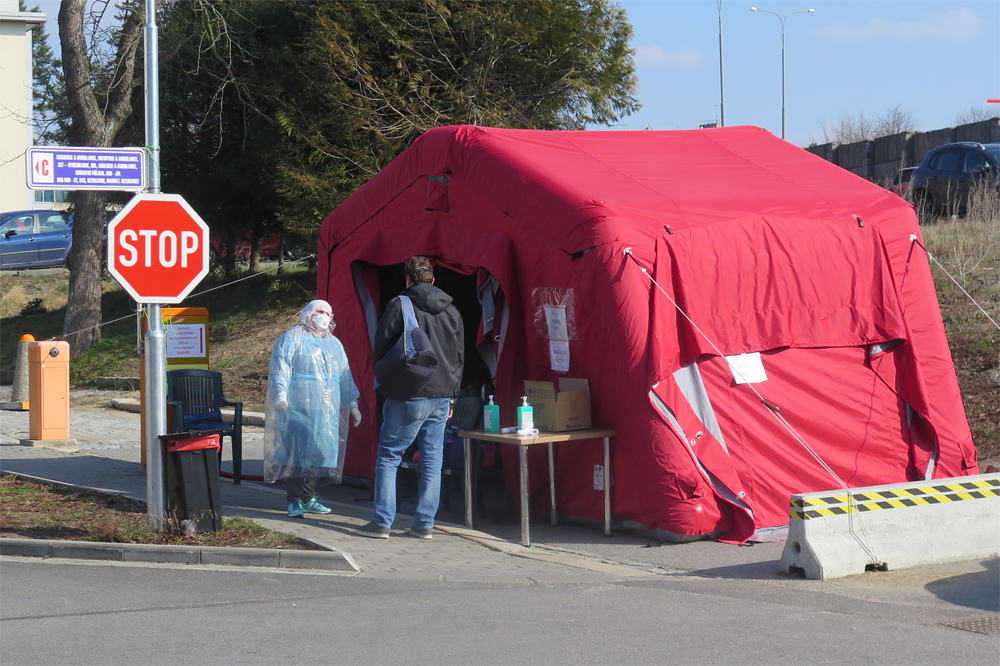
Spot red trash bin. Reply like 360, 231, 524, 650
160, 431, 223, 533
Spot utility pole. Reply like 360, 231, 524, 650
143, 0, 166, 529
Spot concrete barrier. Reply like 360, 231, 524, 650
780, 473, 1000, 579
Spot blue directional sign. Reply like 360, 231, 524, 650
26, 146, 147, 192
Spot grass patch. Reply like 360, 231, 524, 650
922, 180, 1000, 465
0, 474, 319, 549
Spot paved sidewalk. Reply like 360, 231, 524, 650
0, 391, 657, 583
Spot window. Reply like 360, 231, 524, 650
39, 214, 67, 233
933, 150, 962, 173
961, 151, 987, 173
33, 190, 70, 203
1, 215, 34, 235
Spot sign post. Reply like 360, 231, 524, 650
106, 192, 210, 528
143, 0, 166, 529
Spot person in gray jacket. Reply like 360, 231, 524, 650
355, 256, 464, 539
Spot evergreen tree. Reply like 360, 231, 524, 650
21, 0, 69, 145
156, 0, 639, 249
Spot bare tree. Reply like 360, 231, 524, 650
58, 0, 144, 353
821, 105, 917, 143
822, 111, 876, 143
875, 104, 917, 136
955, 105, 998, 125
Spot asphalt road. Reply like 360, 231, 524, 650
1, 558, 996, 665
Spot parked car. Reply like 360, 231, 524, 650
908, 142, 1000, 221
209, 231, 290, 264
0, 210, 73, 270
887, 166, 917, 198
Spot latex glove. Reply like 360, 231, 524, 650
274, 399, 287, 413
350, 407, 362, 427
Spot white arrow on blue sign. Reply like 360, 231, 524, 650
26, 146, 148, 192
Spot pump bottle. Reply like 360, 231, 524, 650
483, 395, 500, 433
516, 396, 533, 435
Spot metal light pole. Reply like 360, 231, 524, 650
750, 7, 815, 140
143, 0, 166, 529
718, 0, 726, 127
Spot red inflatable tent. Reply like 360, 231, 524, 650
317, 125, 978, 543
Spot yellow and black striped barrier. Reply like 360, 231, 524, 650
790, 478, 1000, 520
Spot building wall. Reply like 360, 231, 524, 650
0, 1, 45, 212
806, 119, 1000, 185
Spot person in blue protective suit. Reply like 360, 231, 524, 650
264, 300, 362, 518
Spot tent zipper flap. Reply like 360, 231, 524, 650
649, 388, 754, 522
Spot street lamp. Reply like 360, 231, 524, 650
750, 6, 815, 140
718, 0, 726, 127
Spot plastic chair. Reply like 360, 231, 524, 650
447, 396, 482, 433
166, 369, 244, 484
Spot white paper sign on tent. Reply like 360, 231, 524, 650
543, 305, 569, 340
549, 340, 570, 372
726, 352, 767, 384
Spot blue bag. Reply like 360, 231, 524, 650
374, 295, 438, 401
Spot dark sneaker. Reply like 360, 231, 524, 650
409, 525, 433, 540
288, 501, 304, 518
302, 498, 332, 514
353, 521, 390, 539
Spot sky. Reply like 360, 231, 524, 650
26, 0, 1000, 147
611, 0, 1000, 145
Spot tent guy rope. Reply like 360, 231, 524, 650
911, 235, 1000, 332
623, 246, 881, 562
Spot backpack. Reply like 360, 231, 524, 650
374, 295, 439, 401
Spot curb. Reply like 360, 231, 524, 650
96, 377, 140, 391
0, 537, 360, 572
109, 398, 265, 427
432, 524, 658, 578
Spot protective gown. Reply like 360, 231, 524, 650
263, 303, 360, 484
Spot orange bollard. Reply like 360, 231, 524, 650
21, 340, 78, 451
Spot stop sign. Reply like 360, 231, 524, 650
107, 193, 210, 303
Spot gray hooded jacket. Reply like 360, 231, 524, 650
373, 282, 464, 400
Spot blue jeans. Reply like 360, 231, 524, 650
373, 397, 451, 529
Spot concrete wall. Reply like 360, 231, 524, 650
0, 2, 46, 212
806, 118, 1000, 185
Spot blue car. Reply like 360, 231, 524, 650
0, 210, 73, 270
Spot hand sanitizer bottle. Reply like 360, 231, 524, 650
484, 395, 500, 433
516, 396, 533, 435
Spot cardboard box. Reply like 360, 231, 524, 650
524, 378, 592, 431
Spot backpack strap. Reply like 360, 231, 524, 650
399, 295, 418, 359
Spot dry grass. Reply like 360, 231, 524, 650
921, 180, 1000, 464
0, 271, 73, 318
40, 282, 69, 311
0, 284, 30, 318
0, 474, 319, 549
